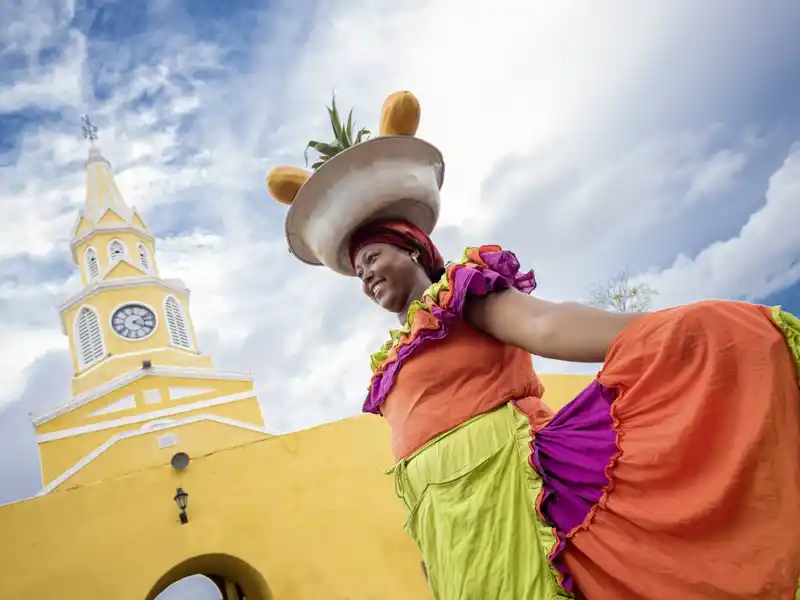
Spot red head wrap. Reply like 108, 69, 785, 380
348, 219, 444, 277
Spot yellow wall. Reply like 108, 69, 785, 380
69, 350, 214, 396
65, 419, 270, 488
40, 397, 263, 487
38, 376, 261, 486
539, 373, 596, 411
46, 376, 256, 433
0, 416, 431, 600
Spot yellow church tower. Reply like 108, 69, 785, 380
31, 118, 268, 494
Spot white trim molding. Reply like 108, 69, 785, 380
70, 224, 154, 261
69, 211, 86, 241
73, 346, 201, 380
169, 387, 215, 400
100, 257, 148, 281
57, 276, 190, 334
36, 391, 258, 442
142, 419, 179, 431
87, 395, 136, 417
131, 207, 152, 233
39, 414, 271, 495
32, 365, 254, 425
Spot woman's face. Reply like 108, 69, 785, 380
354, 243, 429, 314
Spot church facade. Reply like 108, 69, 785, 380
0, 138, 593, 599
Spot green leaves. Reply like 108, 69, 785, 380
304, 92, 371, 170
355, 127, 370, 144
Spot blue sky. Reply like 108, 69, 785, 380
1, 2, 799, 580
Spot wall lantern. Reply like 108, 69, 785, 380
174, 487, 189, 524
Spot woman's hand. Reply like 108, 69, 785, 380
464, 288, 647, 363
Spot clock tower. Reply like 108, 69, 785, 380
30, 119, 268, 492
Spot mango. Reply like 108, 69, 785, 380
379, 91, 421, 136
266, 166, 311, 205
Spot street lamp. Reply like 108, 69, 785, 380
174, 487, 189, 524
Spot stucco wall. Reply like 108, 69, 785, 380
0, 415, 430, 600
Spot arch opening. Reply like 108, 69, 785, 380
145, 554, 271, 600
155, 575, 221, 599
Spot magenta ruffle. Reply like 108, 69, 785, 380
362, 249, 537, 414
527, 379, 617, 592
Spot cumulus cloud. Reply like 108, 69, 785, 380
0, 0, 799, 509
635, 144, 800, 308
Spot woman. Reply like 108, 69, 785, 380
266, 91, 800, 599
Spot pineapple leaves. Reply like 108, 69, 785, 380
327, 99, 343, 144
355, 127, 370, 144
344, 109, 354, 147
304, 91, 372, 170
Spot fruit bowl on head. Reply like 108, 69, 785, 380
265, 90, 446, 276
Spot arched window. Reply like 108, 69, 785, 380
76, 306, 104, 368
108, 239, 126, 263
137, 243, 150, 271
164, 296, 192, 349
85, 247, 100, 279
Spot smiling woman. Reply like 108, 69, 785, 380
265, 90, 800, 599
350, 219, 444, 316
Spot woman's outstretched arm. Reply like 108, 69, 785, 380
465, 288, 647, 363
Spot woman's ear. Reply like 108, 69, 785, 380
266, 166, 311, 205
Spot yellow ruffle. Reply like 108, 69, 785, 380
368, 247, 478, 373
771, 306, 800, 383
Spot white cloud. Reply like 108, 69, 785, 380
0, 28, 86, 112
636, 143, 800, 307
277, 2, 708, 231
0, 326, 64, 401
1, 0, 76, 55
685, 149, 749, 205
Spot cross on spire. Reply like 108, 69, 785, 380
81, 115, 98, 143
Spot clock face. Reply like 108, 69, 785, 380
111, 304, 156, 340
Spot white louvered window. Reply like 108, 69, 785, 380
108, 240, 126, 263
137, 243, 150, 271
76, 307, 104, 368
164, 296, 192, 349
85, 247, 100, 279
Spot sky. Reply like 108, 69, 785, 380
1, 0, 799, 595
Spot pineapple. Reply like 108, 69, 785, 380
304, 92, 371, 170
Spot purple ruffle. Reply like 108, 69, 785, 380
480, 250, 537, 295
362, 249, 537, 414
528, 379, 617, 591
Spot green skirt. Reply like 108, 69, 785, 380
388, 402, 570, 600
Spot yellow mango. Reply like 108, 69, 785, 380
379, 91, 421, 136
266, 166, 311, 205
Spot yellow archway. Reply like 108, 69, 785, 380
145, 554, 271, 600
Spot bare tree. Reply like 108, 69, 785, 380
587, 270, 657, 313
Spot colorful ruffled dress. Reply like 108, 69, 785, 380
367, 245, 800, 600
